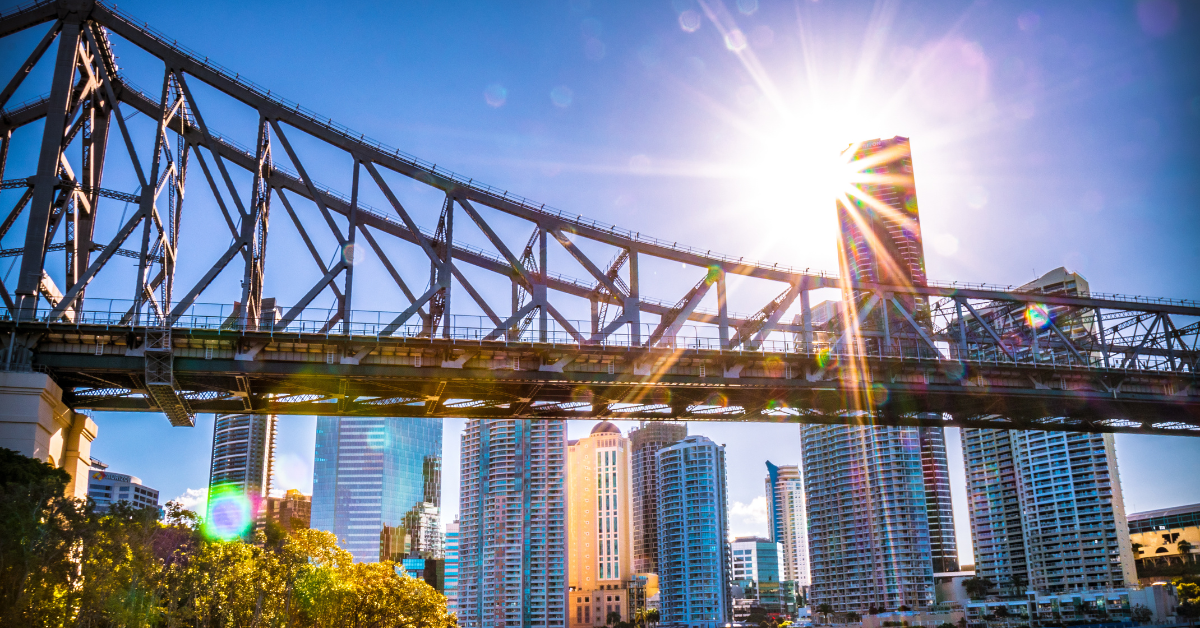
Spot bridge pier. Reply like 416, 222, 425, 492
0, 372, 98, 499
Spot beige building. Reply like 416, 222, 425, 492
568, 422, 634, 627
1128, 503, 1200, 579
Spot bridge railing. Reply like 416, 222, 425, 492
11, 299, 1191, 374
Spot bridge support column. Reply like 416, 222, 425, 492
0, 372, 98, 499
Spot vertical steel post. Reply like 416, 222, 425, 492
442, 194, 453, 339
538, 228, 547, 342
628, 247, 640, 345
956, 299, 968, 361
801, 287, 812, 353
15, 22, 81, 319
717, 269, 729, 349
343, 159, 360, 336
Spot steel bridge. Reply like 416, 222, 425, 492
0, 0, 1197, 436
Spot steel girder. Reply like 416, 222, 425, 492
0, 0, 1197, 435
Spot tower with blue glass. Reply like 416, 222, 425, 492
312, 416, 443, 562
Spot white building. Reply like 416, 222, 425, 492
86, 459, 160, 513
963, 269, 1137, 596
765, 461, 810, 586
444, 520, 459, 615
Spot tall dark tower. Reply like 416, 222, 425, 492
836, 136, 926, 289
629, 421, 687, 575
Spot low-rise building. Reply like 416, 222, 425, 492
1128, 502, 1200, 580
963, 586, 1179, 627
256, 489, 311, 534
86, 459, 160, 514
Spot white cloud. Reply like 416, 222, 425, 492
171, 488, 208, 514
729, 496, 770, 538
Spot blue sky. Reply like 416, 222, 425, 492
4, 0, 1199, 564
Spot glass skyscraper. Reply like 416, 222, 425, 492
311, 416, 442, 562
656, 435, 731, 628
445, 520, 460, 615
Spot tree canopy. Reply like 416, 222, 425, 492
0, 449, 454, 627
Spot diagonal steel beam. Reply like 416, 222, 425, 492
648, 274, 714, 347
549, 227, 626, 302
960, 299, 1015, 361
830, 294, 880, 353
0, 19, 62, 111
269, 120, 345, 245
277, 261, 348, 329
887, 296, 942, 356
457, 197, 534, 288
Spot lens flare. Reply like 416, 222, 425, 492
204, 485, 254, 540
1025, 303, 1052, 330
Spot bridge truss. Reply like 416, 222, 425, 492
0, 0, 1196, 435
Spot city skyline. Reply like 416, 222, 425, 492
1, 0, 1198, 625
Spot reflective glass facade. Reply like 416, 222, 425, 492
208, 413, 275, 526
629, 421, 686, 575
656, 435, 730, 628
312, 416, 442, 562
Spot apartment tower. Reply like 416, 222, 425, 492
207, 413, 276, 534
311, 416, 442, 562
629, 421, 687, 574
656, 435, 731, 628
963, 269, 1136, 595
457, 419, 567, 628
765, 461, 811, 586
568, 422, 634, 627
445, 520, 460, 615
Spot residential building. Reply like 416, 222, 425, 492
765, 461, 811, 586
921, 427, 959, 574
963, 585, 1179, 627
256, 488, 311, 534
629, 421, 686, 575
568, 421, 634, 627
731, 536, 784, 623
657, 434, 731, 628
207, 413, 276, 530
311, 416, 442, 562
801, 425, 937, 612
445, 520, 460, 615
1128, 503, 1200, 576
963, 269, 1137, 596
457, 419, 567, 628
86, 459, 160, 514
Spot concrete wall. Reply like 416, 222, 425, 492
0, 371, 97, 499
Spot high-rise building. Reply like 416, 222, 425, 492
657, 434, 731, 628
568, 421, 634, 628
257, 488, 311, 534
311, 416, 442, 562
86, 459, 160, 514
765, 461, 811, 586
629, 421, 687, 575
801, 425, 937, 612
920, 428, 959, 574
445, 520, 460, 616
457, 419, 567, 628
836, 136, 925, 289
731, 536, 784, 622
207, 413, 276, 528
963, 268, 1136, 595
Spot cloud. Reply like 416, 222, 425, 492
171, 488, 208, 515
729, 496, 770, 538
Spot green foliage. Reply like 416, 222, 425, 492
937, 622, 958, 628
0, 449, 454, 627
963, 576, 994, 600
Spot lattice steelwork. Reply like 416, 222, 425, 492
0, 0, 1197, 435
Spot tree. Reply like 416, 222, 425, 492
898, 605, 911, 612
957, 617, 968, 628
818, 603, 834, 624
608, 609, 624, 626
1131, 604, 1152, 623
937, 623, 958, 628
1181, 540, 1196, 563
646, 608, 660, 626
993, 606, 1011, 620
846, 611, 863, 623
963, 577, 995, 600
1177, 579, 1200, 628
